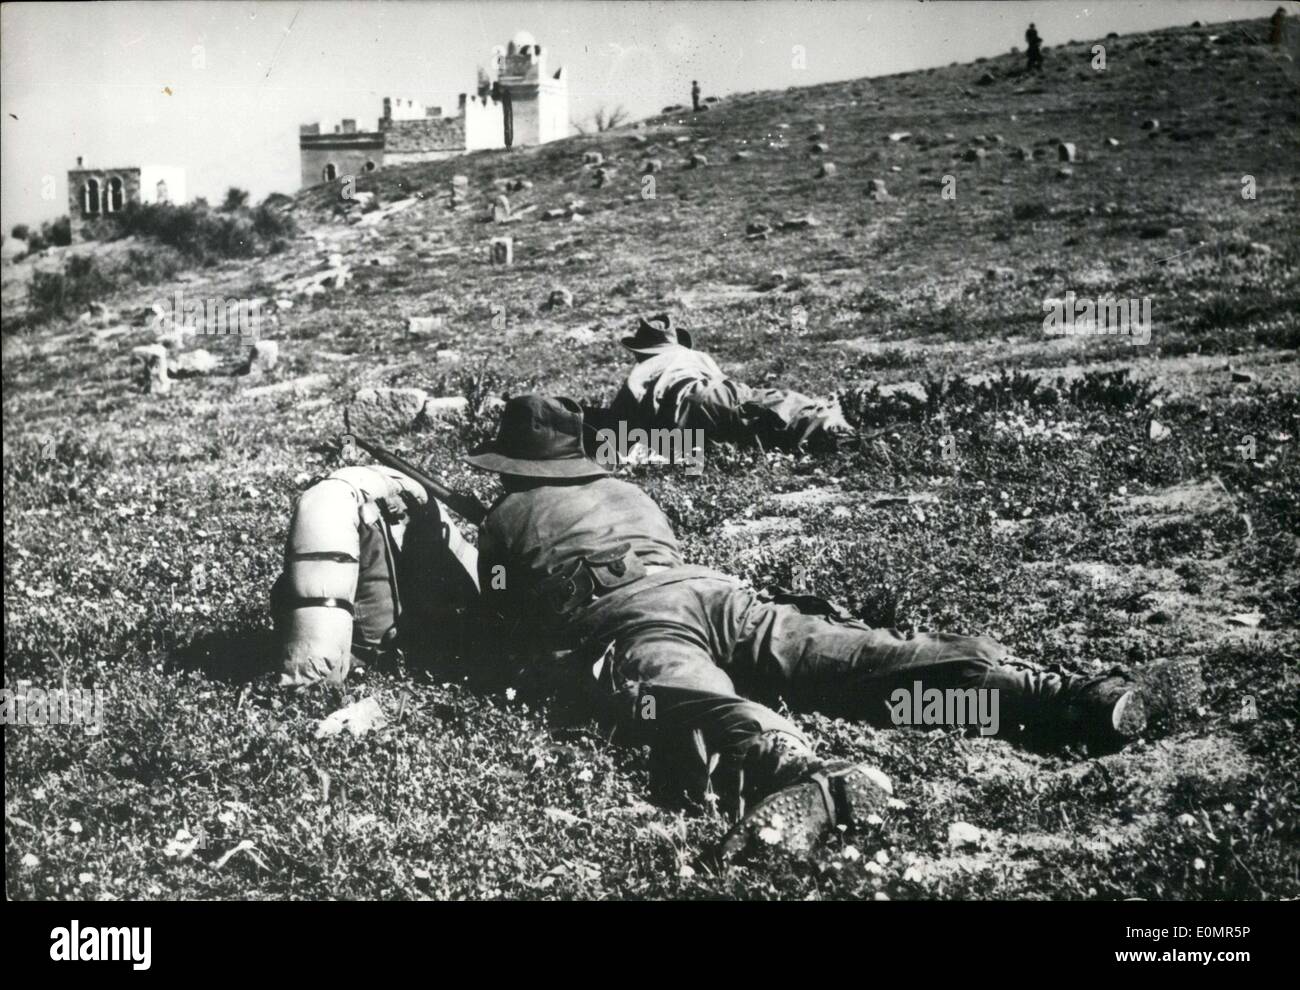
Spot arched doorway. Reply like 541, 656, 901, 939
323, 163, 337, 182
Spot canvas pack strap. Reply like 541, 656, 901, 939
283, 596, 355, 615
286, 551, 360, 564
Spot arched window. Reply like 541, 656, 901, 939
105, 177, 124, 213
83, 179, 101, 215
156, 179, 170, 203
323, 163, 337, 182
364, 160, 377, 172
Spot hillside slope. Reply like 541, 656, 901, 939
3, 15, 1298, 901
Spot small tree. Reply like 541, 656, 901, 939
574, 105, 630, 135
12, 223, 30, 241
44, 216, 71, 247
221, 187, 250, 212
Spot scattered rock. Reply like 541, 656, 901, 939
1231, 370, 1254, 384
582, 151, 604, 166
407, 316, 442, 336
492, 195, 510, 223
420, 396, 470, 424
963, 147, 987, 163
1057, 141, 1078, 162
546, 287, 575, 309
948, 822, 983, 848
172, 349, 218, 377
345, 386, 428, 435
1105, 137, 1121, 149
1056, 166, 1074, 180
1141, 118, 1160, 131
450, 174, 470, 207
866, 178, 891, 201
888, 131, 912, 142
642, 159, 663, 174
488, 236, 513, 265
242, 374, 329, 399
780, 214, 820, 231
976, 71, 997, 86
243, 340, 279, 377
315, 697, 387, 739
131, 344, 171, 394
1014, 145, 1033, 160
688, 153, 709, 168
1226, 611, 1264, 628
816, 161, 837, 178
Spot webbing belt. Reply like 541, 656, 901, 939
286, 551, 360, 564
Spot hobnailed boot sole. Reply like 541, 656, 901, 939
719, 762, 893, 862
1112, 689, 1147, 739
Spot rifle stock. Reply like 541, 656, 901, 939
347, 435, 488, 526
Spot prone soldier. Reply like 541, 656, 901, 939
466, 394, 1147, 859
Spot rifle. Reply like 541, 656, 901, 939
346, 435, 489, 526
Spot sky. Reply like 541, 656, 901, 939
1, 0, 1289, 229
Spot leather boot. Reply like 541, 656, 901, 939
999, 659, 1147, 746
719, 761, 893, 862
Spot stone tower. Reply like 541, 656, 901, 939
487, 31, 569, 148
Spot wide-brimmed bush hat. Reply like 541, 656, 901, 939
620, 313, 693, 354
465, 394, 609, 479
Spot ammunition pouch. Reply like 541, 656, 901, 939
536, 543, 646, 616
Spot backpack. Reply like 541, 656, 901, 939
273, 466, 479, 687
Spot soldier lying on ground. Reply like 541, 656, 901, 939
585, 313, 855, 453
466, 394, 1148, 860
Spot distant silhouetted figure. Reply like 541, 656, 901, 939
1271, 7, 1286, 46
1025, 23, 1043, 72
691, 80, 702, 112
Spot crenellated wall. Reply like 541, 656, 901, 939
297, 32, 569, 188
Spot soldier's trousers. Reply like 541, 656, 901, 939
589, 572, 1065, 807
673, 379, 851, 448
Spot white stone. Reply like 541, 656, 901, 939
948, 822, 983, 848
245, 340, 279, 376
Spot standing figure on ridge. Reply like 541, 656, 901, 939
1025, 23, 1044, 73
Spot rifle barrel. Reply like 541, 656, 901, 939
349, 435, 488, 525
